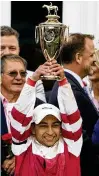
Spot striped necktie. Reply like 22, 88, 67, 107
82, 81, 99, 112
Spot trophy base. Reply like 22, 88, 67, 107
41, 75, 60, 80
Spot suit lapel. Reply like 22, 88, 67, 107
1, 101, 8, 135
65, 71, 90, 98
65, 71, 82, 89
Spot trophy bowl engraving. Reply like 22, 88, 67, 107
40, 25, 65, 62
35, 2, 69, 80
44, 28, 55, 43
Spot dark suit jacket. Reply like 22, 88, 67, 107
1, 101, 10, 175
49, 71, 99, 176
92, 119, 99, 144
92, 119, 99, 159
1, 101, 8, 135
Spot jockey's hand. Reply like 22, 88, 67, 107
30, 60, 54, 81
49, 61, 65, 80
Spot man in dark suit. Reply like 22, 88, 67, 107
49, 33, 99, 176
1, 100, 14, 176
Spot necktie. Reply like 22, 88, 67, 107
83, 81, 99, 112
83, 85, 92, 99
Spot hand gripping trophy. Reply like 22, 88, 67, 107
35, 2, 69, 80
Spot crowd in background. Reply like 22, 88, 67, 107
0, 26, 99, 176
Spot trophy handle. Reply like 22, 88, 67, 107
35, 26, 39, 44
67, 26, 69, 41
64, 26, 69, 42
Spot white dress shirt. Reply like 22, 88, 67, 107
64, 69, 84, 88
27, 70, 46, 102
1, 94, 14, 133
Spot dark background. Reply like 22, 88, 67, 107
11, 1, 63, 72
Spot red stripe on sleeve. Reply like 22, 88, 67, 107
58, 78, 68, 86
26, 78, 36, 87
11, 107, 32, 126
61, 114, 68, 123
61, 110, 80, 124
62, 127, 82, 141
11, 126, 31, 141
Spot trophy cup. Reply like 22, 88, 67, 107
35, 2, 69, 80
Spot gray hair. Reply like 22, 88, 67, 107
1, 54, 27, 73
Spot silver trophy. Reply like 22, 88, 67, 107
35, 2, 69, 80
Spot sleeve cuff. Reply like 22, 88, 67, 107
26, 78, 36, 87
58, 77, 68, 86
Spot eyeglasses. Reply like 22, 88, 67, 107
2, 71, 27, 78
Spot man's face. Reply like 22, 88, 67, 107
1, 60, 26, 95
0, 35, 20, 57
81, 38, 96, 77
34, 115, 61, 147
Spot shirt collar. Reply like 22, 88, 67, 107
0, 93, 8, 104
64, 68, 84, 88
